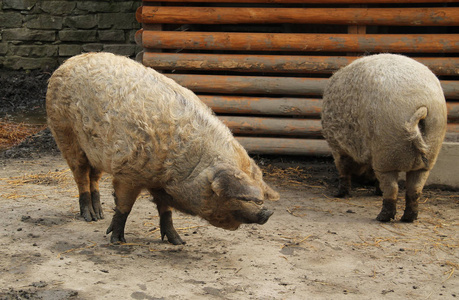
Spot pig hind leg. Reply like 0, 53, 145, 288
333, 153, 362, 198
149, 189, 185, 245
52, 126, 103, 221
106, 179, 142, 243
375, 171, 399, 222
402, 169, 429, 222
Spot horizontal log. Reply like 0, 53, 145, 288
221, 116, 459, 136
168, 74, 327, 96
219, 116, 322, 137
203, 95, 459, 121
166, 74, 459, 99
141, 52, 459, 76
442, 81, 459, 100
448, 123, 459, 133
200, 95, 322, 116
142, 52, 353, 74
137, 30, 459, 53
447, 102, 459, 121
236, 137, 331, 156
138, 6, 459, 26
143, 0, 459, 3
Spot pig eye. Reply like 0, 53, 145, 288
238, 198, 264, 205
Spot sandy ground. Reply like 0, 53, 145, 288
0, 153, 457, 300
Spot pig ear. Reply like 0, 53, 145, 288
211, 167, 263, 201
263, 182, 280, 201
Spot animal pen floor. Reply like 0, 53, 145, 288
0, 70, 458, 299
0, 151, 457, 299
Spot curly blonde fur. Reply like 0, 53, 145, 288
321, 54, 447, 222
47, 52, 278, 244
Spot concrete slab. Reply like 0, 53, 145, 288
426, 142, 459, 189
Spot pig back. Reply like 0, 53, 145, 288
47, 53, 234, 182
322, 54, 447, 170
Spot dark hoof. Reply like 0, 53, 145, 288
79, 191, 104, 221
334, 191, 350, 198
161, 230, 185, 245
377, 199, 397, 222
376, 209, 396, 222
81, 207, 98, 222
106, 226, 126, 244
110, 235, 126, 244
91, 191, 104, 220
400, 211, 418, 223
164, 234, 185, 245
159, 210, 185, 245
106, 208, 129, 244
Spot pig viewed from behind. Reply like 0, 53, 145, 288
321, 54, 447, 222
46, 52, 279, 244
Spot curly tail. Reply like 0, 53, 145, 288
405, 106, 429, 167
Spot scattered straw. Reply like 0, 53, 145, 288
176, 225, 207, 231
0, 120, 46, 150
261, 165, 321, 188
442, 261, 458, 283
5, 169, 71, 186
281, 234, 313, 249
0, 191, 26, 199
287, 205, 332, 217
379, 224, 406, 236
56, 241, 97, 258
287, 206, 307, 217
351, 235, 402, 249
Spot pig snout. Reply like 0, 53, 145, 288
256, 208, 274, 224
233, 207, 273, 225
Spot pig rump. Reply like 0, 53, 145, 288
46, 52, 279, 244
321, 54, 447, 222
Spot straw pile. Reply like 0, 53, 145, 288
5, 169, 72, 186
0, 120, 46, 150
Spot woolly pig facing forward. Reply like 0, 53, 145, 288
322, 54, 447, 222
46, 52, 279, 244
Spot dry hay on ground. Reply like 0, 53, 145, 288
0, 120, 46, 150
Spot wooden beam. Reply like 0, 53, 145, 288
166, 74, 459, 99
138, 6, 459, 26
200, 95, 322, 116
447, 102, 459, 121
141, 52, 459, 76
137, 30, 459, 53
442, 81, 459, 100
219, 116, 322, 137
167, 74, 327, 96
235, 137, 331, 156
222, 116, 459, 136
202, 95, 459, 121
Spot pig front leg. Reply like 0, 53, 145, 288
89, 167, 104, 220
149, 189, 185, 245
402, 169, 429, 222
375, 171, 399, 222
106, 179, 141, 244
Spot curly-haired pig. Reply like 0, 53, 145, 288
46, 52, 279, 244
321, 54, 447, 222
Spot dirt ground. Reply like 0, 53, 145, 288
0, 69, 458, 299
0, 149, 457, 299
